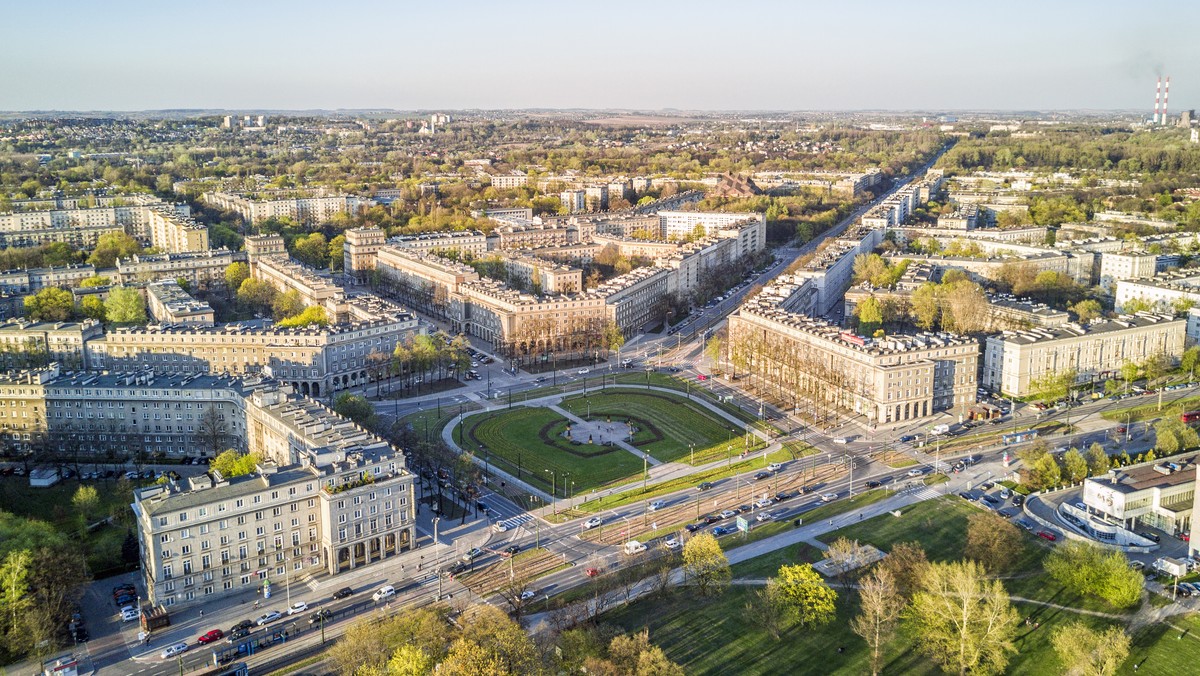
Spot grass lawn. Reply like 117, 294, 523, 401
1127, 612, 1200, 674
729, 541, 825, 579
560, 389, 764, 464
458, 407, 644, 493
1101, 395, 1199, 423
397, 402, 481, 444
732, 489, 893, 550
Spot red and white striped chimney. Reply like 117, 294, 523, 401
1163, 76, 1171, 126
1154, 77, 1162, 125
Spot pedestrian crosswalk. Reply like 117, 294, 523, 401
492, 513, 533, 533
907, 487, 942, 501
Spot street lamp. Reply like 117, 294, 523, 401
544, 469, 557, 513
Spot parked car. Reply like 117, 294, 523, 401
685, 523, 704, 533
286, 602, 309, 616
820, 493, 838, 503
582, 517, 603, 529
754, 471, 773, 481
702, 514, 721, 525
520, 590, 537, 601
255, 611, 282, 626
753, 498, 773, 509
120, 607, 139, 623
663, 537, 681, 550
462, 547, 484, 562
226, 627, 251, 643
197, 629, 224, 644
712, 525, 735, 536
755, 511, 775, 522
161, 642, 189, 659
332, 587, 355, 600
577, 368, 590, 375
719, 509, 738, 520
1139, 531, 1161, 543
1037, 531, 1058, 542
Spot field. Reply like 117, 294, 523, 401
559, 389, 763, 464
600, 496, 1159, 675
459, 406, 644, 493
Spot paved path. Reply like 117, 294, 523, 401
546, 404, 658, 466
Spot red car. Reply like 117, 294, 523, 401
584, 567, 600, 578
697, 374, 708, 381
197, 629, 224, 644
1037, 531, 1057, 542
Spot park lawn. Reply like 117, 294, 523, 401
729, 541, 826, 579
398, 402, 481, 444
559, 389, 764, 464
459, 407, 644, 493
1126, 612, 1200, 675
612, 372, 786, 434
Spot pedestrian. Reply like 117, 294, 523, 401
199, 610, 203, 618
829, 519, 833, 527
859, 513, 863, 521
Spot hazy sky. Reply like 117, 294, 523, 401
3, 0, 1198, 111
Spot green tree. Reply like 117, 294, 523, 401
911, 283, 940, 330
292, 232, 330, 268
1181, 346, 1200, 380
78, 276, 110, 288
271, 289, 305, 320
879, 541, 929, 600
1045, 541, 1142, 609
0, 550, 32, 646
277, 306, 329, 328
24, 288, 74, 321
104, 287, 148, 325
1030, 368, 1075, 404
1085, 443, 1109, 477
71, 485, 100, 523
1063, 448, 1089, 483
856, 296, 884, 336
87, 231, 142, 268
328, 234, 346, 271
210, 450, 261, 478
602, 321, 625, 354
1051, 622, 1130, 676
381, 644, 433, 676
224, 262, 250, 294
1070, 299, 1102, 323
771, 563, 837, 629
1029, 453, 1063, 490
334, 393, 376, 427
682, 532, 730, 596
237, 278, 277, 314
78, 295, 106, 321
906, 560, 1019, 676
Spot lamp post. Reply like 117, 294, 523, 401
433, 516, 440, 546
689, 443, 695, 465
544, 469, 557, 514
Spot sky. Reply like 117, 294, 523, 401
3, 0, 1199, 112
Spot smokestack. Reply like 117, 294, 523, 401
1163, 76, 1171, 126
1155, 77, 1162, 125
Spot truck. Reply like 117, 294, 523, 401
930, 424, 950, 436
623, 540, 647, 555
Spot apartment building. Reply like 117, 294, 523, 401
487, 221, 588, 250
132, 382, 416, 610
936, 205, 980, 230
202, 191, 367, 226
146, 281, 215, 327
374, 246, 480, 319
0, 265, 98, 294
502, 254, 583, 295
982, 313, 1185, 396
490, 172, 528, 189
251, 255, 349, 323
793, 227, 883, 316
390, 230, 487, 258
1099, 252, 1158, 291
595, 266, 671, 334
343, 227, 386, 282
449, 279, 608, 355
560, 190, 586, 214
657, 211, 766, 242
0, 196, 206, 253
116, 250, 244, 289
89, 311, 419, 398
0, 319, 104, 370
729, 296, 979, 425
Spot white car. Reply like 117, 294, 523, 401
120, 607, 139, 623
578, 368, 591, 375
161, 642, 189, 659
582, 516, 603, 529
719, 509, 738, 520
820, 493, 838, 502
492, 522, 510, 532
753, 498, 773, 509
286, 601, 309, 615
767, 463, 782, 472
520, 590, 537, 601
832, 437, 849, 445
907, 468, 924, 477
663, 537, 681, 550
755, 511, 775, 522
648, 500, 666, 511
372, 585, 396, 602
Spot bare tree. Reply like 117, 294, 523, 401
197, 406, 228, 457
851, 567, 906, 676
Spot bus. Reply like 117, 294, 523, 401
1181, 411, 1200, 423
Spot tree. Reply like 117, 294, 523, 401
911, 283, 940, 330
24, 288, 74, 322
197, 407, 228, 456
1029, 453, 1063, 490
224, 262, 250, 294
328, 234, 347, 271
328, 608, 453, 676
1070, 299, 1102, 323
771, 563, 837, 629
104, 287, 148, 325
276, 306, 329, 328
292, 232, 330, 268
334, 393, 376, 427
1085, 443, 1110, 477
209, 450, 261, 479
681, 532, 730, 597
1030, 368, 1075, 404
380, 644, 433, 676
1051, 622, 1130, 676
743, 583, 784, 640
906, 560, 1019, 676
965, 512, 1024, 573
271, 289, 305, 320
1063, 448, 1089, 483
1045, 541, 1142, 609
86, 231, 142, 268
71, 485, 100, 523
237, 278, 277, 314
856, 297, 884, 336
1120, 361, 1140, 393
879, 541, 929, 600
823, 537, 872, 583
453, 605, 540, 675
78, 295, 106, 321
1181, 345, 1200, 380
0, 550, 32, 646
78, 276, 110, 288
851, 567, 905, 676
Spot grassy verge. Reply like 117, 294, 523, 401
1102, 395, 1199, 423
397, 403, 481, 442
720, 489, 893, 552
729, 542, 826, 579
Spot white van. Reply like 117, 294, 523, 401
372, 585, 396, 602
623, 541, 647, 555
